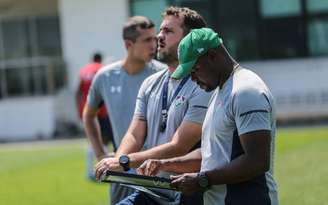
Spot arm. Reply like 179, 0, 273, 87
206, 130, 271, 185
95, 77, 151, 178
206, 90, 273, 184
83, 105, 107, 161
94, 117, 147, 180
75, 80, 82, 113
129, 83, 209, 168
75, 79, 86, 120
96, 119, 201, 178
170, 130, 271, 194
137, 148, 202, 176
127, 120, 202, 168
115, 117, 147, 157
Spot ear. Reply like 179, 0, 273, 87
207, 49, 217, 62
124, 40, 133, 50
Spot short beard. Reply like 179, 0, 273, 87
157, 51, 178, 65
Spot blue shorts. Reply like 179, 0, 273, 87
116, 190, 203, 205
116, 190, 159, 205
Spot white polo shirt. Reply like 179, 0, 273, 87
201, 67, 278, 205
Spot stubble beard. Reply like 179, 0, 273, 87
157, 46, 178, 67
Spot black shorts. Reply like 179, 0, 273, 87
98, 116, 114, 145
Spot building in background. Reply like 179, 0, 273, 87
0, 0, 128, 141
0, 0, 328, 141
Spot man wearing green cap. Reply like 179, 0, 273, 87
139, 28, 278, 205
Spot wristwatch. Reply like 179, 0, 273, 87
198, 171, 210, 190
119, 155, 130, 172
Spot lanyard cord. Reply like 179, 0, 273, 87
160, 74, 190, 132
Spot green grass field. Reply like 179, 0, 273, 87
0, 126, 327, 205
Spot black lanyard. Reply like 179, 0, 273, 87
160, 74, 190, 132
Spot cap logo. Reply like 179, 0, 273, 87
197, 48, 204, 53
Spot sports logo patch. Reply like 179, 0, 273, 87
175, 95, 186, 107
110, 86, 122, 93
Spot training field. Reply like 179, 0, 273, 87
0, 126, 327, 205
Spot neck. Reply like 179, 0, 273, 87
166, 60, 179, 73
122, 56, 146, 75
218, 59, 238, 88
168, 66, 176, 73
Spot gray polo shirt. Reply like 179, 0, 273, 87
201, 66, 278, 205
135, 69, 212, 150
87, 60, 166, 149
134, 69, 212, 204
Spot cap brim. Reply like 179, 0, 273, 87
171, 60, 197, 79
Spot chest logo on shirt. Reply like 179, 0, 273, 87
110, 86, 122, 93
174, 95, 186, 107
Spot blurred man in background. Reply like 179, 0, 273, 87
83, 16, 166, 204
76, 52, 114, 181
95, 7, 211, 205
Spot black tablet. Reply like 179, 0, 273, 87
101, 170, 176, 190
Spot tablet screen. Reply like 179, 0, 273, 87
101, 170, 176, 190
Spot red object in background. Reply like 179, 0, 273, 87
78, 62, 107, 119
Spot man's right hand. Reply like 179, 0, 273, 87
95, 157, 123, 180
137, 159, 166, 176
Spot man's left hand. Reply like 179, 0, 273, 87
170, 173, 202, 195
95, 157, 123, 180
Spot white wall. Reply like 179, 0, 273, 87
58, 0, 129, 90
0, 97, 55, 140
56, 0, 129, 125
244, 57, 328, 120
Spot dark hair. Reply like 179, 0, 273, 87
123, 16, 155, 42
93, 52, 102, 62
162, 6, 207, 35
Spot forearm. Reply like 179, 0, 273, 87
161, 148, 202, 173
115, 118, 147, 159
130, 121, 202, 168
115, 132, 144, 157
83, 116, 107, 160
206, 154, 269, 185
206, 131, 271, 185
128, 140, 194, 168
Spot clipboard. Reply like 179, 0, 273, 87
101, 170, 176, 190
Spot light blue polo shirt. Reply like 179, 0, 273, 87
87, 60, 166, 148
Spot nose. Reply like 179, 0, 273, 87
157, 32, 164, 43
157, 30, 163, 39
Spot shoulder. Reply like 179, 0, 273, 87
147, 59, 168, 72
231, 67, 272, 105
95, 60, 123, 78
232, 68, 268, 95
141, 68, 167, 88
100, 60, 123, 73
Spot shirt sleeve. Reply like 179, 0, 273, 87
183, 86, 212, 124
233, 89, 272, 135
87, 72, 103, 109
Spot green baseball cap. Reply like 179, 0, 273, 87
171, 28, 223, 79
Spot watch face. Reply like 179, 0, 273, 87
119, 155, 129, 164
119, 155, 130, 171
198, 172, 209, 188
